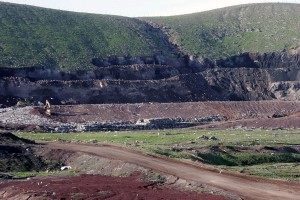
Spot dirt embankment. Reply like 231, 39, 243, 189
0, 132, 53, 173
1, 101, 300, 132
46, 101, 300, 123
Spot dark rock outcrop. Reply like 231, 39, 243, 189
201, 68, 273, 101
1, 48, 300, 107
214, 49, 300, 69
0, 74, 219, 105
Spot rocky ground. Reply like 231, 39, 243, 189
1, 101, 300, 132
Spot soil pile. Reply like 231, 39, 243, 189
1, 101, 300, 132
0, 174, 225, 200
0, 131, 34, 144
0, 132, 58, 174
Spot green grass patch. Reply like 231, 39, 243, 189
1, 3, 300, 69
198, 152, 300, 166
0, 2, 172, 70
15, 129, 300, 147
11, 169, 80, 179
197, 153, 237, 166
14, 129, 300, 180
222, 163, 300, 181
147, 3, 300, 59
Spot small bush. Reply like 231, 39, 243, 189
237, 153, 300, 166
197, 152, 237, 166
198, 152, 300, 166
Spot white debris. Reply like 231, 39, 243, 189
60, 166, 72, 171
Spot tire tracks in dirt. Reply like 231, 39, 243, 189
47, 142, 300, 200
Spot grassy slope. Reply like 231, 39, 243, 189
0, 2, 170, 70
147, 3, 300, 59
1, 3, 300, 70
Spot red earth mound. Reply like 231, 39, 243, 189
0, 173, 226, 200
47, 101, 300, 129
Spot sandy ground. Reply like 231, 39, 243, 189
45, 142, 300, 200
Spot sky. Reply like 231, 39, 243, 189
3, 0, 300, 17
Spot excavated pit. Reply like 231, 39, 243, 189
1, 101, 300, 132
1, 49, 300, 108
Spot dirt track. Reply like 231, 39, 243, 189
0, 132, 226, 200
47, 142, 300, 200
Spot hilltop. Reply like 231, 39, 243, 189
0, 3, 300, 70
0, 2, 173, 70
146, 3, 300, 59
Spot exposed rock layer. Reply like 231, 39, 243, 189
1, 50, 300, 107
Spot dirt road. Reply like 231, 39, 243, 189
47, 142, 300, 200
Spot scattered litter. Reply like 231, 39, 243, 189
61, 166, 72, 171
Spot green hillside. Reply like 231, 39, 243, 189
0, 2, 171, 70
147, 3, 300, 59
1, 3, 300, 70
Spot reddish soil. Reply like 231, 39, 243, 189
0, 133, 226, 200
2, 101, 300, 199
46, 101, 300, 129
44, 142, 300, 200
0, 173, 225, 200
195, 112, 300, 129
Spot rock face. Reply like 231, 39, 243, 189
197, 49, 300, 101
0, 64, 181, 81
270, 81, 300, 101
1, 49, 300, 107
0, 74, 219, 105
201, 68, 272, 101
91, 55, 172, 67
214, 50, 300, 69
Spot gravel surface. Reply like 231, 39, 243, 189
1, 101, 300, 132
0, 107, 64, 126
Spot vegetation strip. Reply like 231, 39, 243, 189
15, 129, 300, 180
